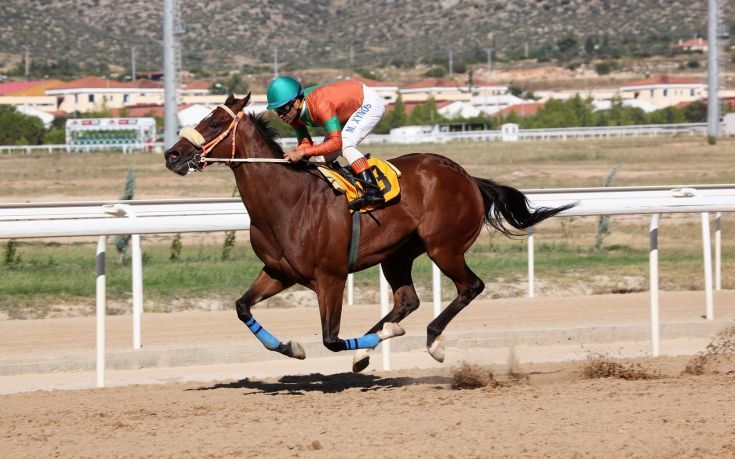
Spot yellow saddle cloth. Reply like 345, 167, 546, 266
317, 158, 401, 213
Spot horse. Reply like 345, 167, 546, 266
164, 94, 574, 372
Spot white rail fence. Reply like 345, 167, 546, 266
1, 185, 733, 386
0, 123, 711, 155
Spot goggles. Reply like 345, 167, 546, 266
275, 101, 295, 116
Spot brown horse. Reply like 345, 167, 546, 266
164, 94, 573, 372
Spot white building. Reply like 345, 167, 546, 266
45, 76, 211, 113
399, 78, 508, 103
619, 75, 706, 109
592, 98, 658, 113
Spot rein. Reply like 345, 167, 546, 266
179, 104, 288, 168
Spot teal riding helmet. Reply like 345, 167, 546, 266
266, 76, 303, 110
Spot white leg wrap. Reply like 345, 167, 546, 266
377, 322, 405, 340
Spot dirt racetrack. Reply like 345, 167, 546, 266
2, 291, 735, 458
2, 359, 735, 458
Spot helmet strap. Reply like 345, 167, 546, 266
294, 97, 305, 118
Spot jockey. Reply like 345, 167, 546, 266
266, 76, 386, 210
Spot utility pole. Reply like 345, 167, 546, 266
707, 0, 720, 139
524, 42, 529, 59
350, 46, 354, 68
274, 46, 279, 78
485, 48, 493, 81
131, 47, 136, 82
448, 49, 453, 77
163, 0, 178, 149
24, 49, 30, 77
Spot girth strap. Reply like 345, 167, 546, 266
347, 210, 360, 272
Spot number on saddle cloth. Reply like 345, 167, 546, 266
316, 158, 401, 208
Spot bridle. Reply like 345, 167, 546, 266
179, 104, 287, 171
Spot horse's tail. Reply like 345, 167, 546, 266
473, 177, 577, 237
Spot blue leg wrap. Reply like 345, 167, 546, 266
244, 317, 282, 351
342, 333, 381, 351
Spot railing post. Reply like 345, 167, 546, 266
528, 226, 535, 298
432, 262, 441, 317
701, 212, 714, 320
132, 232, 143, 349
347, 273, 354, 306
96, 236, 107, 388
649, 214, 660, 357
103, 204, 144, 349
379, 266, 390, 370
715, 212, 721, 291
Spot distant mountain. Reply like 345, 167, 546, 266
1, 0, 732, 74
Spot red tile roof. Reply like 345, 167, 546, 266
111, 103, 163, 118
48, 76, 132, 90
0, 80, 63, 96
182, 81, 210, 90
495, 102, 544, 117
677, 97, 735, 111
623, 75, 703, 87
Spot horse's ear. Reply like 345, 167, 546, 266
224, 93, 236, 106
231, 92, 250, 112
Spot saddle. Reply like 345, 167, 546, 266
316, 157, 401, 213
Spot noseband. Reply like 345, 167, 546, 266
179, 104, 244, 169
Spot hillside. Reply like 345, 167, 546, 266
0, 0, 733, 76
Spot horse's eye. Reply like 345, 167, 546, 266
210, 122, 220, 129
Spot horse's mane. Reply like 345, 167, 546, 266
248, 113, 284, 158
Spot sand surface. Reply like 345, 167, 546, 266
2, 291, 735, 458
2, 360, 735, 458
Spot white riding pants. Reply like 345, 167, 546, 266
341, 84, 385, 165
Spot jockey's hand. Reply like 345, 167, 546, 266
283, 147, 306, 163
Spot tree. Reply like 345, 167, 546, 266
210, 73, 249, 95
408, 98, 444, 125
556, 34, 580, 60
423, 66, 447, 78
508, 83, 524, 98
115, 169, 136, 263
584, 36, 598, 56
682, 101, 707, 122
374, 95, 407, 133
0, 105, 45, 145
595, 61, 614, 75
649, 106, 685, 124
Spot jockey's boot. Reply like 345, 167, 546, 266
349, 168, 385, 211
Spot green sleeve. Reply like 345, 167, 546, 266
323, 116, 341, 134
294, 124, 311, 142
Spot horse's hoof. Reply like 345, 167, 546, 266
285, 341, 306, 360
427, 336, 445, 363
352, 349, 371, 373
377, 322, 406, 340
